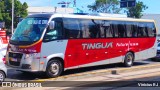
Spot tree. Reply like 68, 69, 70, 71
0, 0, 28, 30
88, 0, 121, 13
127, 1, 148, 18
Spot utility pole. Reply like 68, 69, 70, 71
73, 0, 76, 7
12, 0, 14, 34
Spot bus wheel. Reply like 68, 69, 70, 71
124, 52, 134, 67
46, 59, 63, 78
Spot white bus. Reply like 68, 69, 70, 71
6, 13, 157, 77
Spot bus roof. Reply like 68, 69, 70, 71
28, 13, 53, 18
28, 13, 155, 23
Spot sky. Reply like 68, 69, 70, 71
19, 0, 160, 14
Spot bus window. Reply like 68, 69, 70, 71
131, 22, 138, 37
90, 19, 101, 38
99, 20, 105, 38
44, 18, 63, 41
80, 19, 90, 38
80, 19, 101, 38
147, 23, 156, 37
63, 18, 81, 39
138, 23, 148, 37
103, 21, 112, 38
82, 23, 90, 38
126, 22, 133, 37
110, 21, 118, 37
117, 21, 127, 38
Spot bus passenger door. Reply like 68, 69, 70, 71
63, 18, 82, 69
41, 18, 65, 71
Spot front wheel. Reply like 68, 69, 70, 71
123, 52, 134, 67
46, 59, 63, 78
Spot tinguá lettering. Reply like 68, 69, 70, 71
82, 42, 113, 50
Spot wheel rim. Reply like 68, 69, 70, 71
126, 54, 133, 65
50, 62, 59, 75
0, 73, 4, 81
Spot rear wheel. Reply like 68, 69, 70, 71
46, 59, 63, 78
0, 71, 5, 82
124, 52, 134, 67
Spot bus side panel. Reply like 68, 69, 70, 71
40, 40, 68, 71
64, 37, 156, 68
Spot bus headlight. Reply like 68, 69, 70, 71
24, 54, 30, 59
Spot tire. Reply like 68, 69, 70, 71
124, 52, 134, 67
46, 59, 63, 78
0, 71, 5, 82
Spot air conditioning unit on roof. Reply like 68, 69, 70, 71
98, 13, 127, 18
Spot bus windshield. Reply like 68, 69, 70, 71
10, 17, 49, 45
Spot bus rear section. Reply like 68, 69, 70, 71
6, 13, 157, 78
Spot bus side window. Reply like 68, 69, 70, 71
138, 23, 148, 37
126, 22, 132, 37
131, 23, 138, 37
103, 21, 112, 38
82, 23, 90, 38
111, 21, 118, 38
117, 21, 127, 38
91, 19, 101, 38
99, 24, 105, 38
147, 23, 156, 37
44, 19, 63, 41
80, 19, 91, 38
63, 18, 81, 39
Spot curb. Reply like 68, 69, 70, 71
33, 63, 160, 82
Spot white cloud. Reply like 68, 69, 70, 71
19, 0, 59, 7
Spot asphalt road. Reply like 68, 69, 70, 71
66, 75, 160, 90
6, 59, 160, 81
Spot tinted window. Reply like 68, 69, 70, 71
63, 18, 81, 39
99, 20, 105, 38
80, 19, 101, 38
126, 22, 133, 37
62, 18, 156, 39
117, 21, 127, 38
80, 19, 90, 38
44, 18, 63, 41
138, 23, 148, 37
90, 19, 101, 38
147, 23, 156, 37
102, 20, 113, 38
110, 21, 118, 37
131, 22, 138, 37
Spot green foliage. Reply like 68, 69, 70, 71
127, 1, 148, 18
0, 0, 28, 29
88, 0, 121, 13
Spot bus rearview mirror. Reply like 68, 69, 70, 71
49, 21, 55, 30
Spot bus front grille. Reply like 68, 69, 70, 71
8, 52, 23, 66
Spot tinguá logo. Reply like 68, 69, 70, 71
82, 42, 113, 50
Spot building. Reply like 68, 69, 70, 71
27, 7, 74, 15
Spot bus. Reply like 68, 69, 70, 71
6, 13, 157, 78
